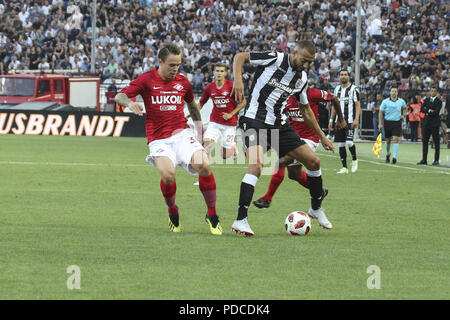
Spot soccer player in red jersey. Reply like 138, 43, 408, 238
200, 62, 246, 159
114, 44, 223, 235
253, 87, 346, 225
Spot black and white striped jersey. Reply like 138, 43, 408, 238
333, 83, 360, 123
244, 51, 309, 127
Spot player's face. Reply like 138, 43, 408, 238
159, 54, 182, 80
214, 67, 226, 81
430, 88, 437, 97
339, 71, 350, 84
292, 48, 315, 72
390, 88, 398, 100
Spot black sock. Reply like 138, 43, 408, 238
339, 147, 347, 168
307, 175, 323, 210
169, 214, 179, 227
349, 145, 357, 161
237, 182, 255, 220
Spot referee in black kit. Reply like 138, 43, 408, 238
417, 87, 443, 166
229, 40, 335, 236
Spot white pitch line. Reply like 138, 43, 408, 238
316, 151, 450, 175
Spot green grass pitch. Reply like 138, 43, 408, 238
1, 134, 449, 299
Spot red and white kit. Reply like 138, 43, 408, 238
120, 68, 204, 174
200, 79, 238, 149
285, 87, 332, 154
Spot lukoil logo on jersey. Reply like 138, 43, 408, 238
151, 95, 183, 105
213, 98, 230, 106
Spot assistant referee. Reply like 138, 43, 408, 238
378, 87, 407, 164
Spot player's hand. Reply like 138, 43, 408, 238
231, 78, 245, 102
128, 101, 144, 116
335, 119, 347, 130
222, 113, 232, 120
351, 120, 358, 129
328, 122, 334, 131
321, 136, 335, 152
378, 124, 383, 131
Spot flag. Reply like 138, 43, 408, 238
372, 133, 382, 158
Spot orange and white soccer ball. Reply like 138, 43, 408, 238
284, 211, 311, 236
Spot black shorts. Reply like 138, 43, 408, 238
239, 117, 305, 158
334, 124, 354, 142
384, 120, 401, 138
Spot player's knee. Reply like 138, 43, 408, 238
197, 163, 212, 176
305, 156, 320, 171
161, 171, 176, 184
248, 163, 263, 178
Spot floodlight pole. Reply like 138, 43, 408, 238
355, 0, 362, 139
90, 0, 97, 74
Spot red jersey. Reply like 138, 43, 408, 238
120, 68, 194, 143
285, 87, 332, 143
199, 79, 238, 126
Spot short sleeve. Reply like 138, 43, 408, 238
249, 51, 279, 67
120, 74, 146, 98
380, 99, 386, 111
199, 84, 210, 105
353, 87, 360, 102
183, 80, 194, 104
296, 83, 309, 105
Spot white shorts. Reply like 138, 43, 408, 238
145, 128, 205, 175
289, 138, 319, 166
204, 121, 237, 149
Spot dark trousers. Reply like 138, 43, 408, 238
410, 121, 419, 142
421, 125, 440, 162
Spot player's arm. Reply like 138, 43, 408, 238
223, 97, 246, 120
378, 107, 384, 131
299, 103, 334, 152
114, 92, 143, 116
331, 94, 347, 130
231, 52, 250, 102
352, 100, 361, 129
328, 105, 336, 131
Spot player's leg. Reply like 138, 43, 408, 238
335, 127, 348, 174
190, 149, 223, 235
287, 145, 332, 229
232, 144, 264, 236
253, 165, 285, 208
220, 125, 237, 159
153, 156, 180, 232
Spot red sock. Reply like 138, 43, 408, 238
199, 173, 217, 216
298, 170, 309, 189
263, 167, 285, 201
160, 179, 178, 215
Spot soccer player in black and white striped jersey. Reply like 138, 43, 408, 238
329, 69, 361, 174
230, 40, 335, 236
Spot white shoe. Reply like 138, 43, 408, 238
231, 217, 254, 236
337, 167, 349, 174
351, 160, 358, 173
193, 181, 199, 186
308, 207, 333, 229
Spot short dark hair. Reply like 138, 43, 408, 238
296, 40, 316, 55
214, 62, 227, 70
339, 69, 350, 76
158, 44, 181, 62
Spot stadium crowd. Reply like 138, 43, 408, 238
0, 0, 449, 106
